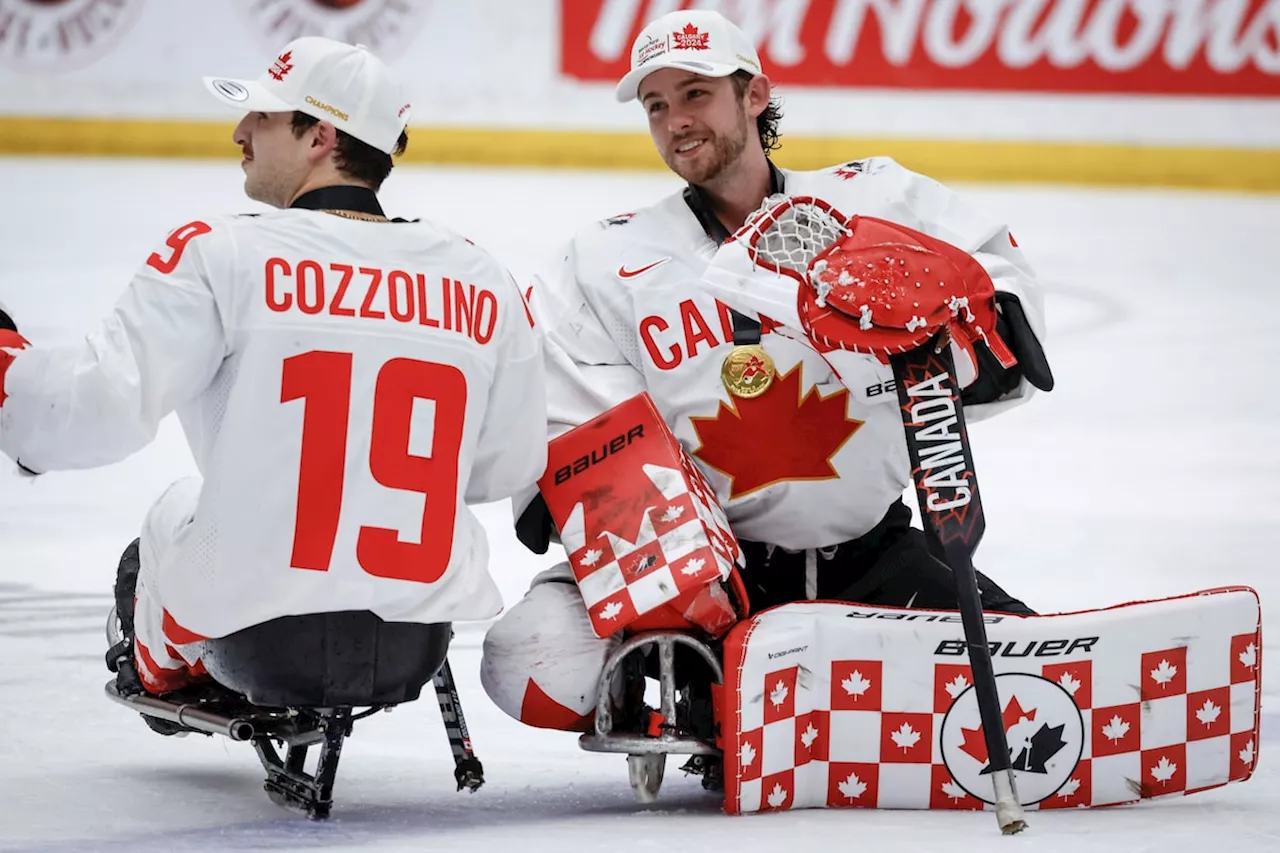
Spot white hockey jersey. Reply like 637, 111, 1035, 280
528, 157, 1045, 551
0, 204, 547, 638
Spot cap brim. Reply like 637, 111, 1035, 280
615, 59, 743, 103
202, 76, 296, 113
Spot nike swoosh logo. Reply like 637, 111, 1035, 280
618, 257, 671, 278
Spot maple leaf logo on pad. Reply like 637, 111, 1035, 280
1196, 699, 1222, 727
1239, 739, 1255, 767
1150, 659, 1178, 687
672, 22, 710, 50
838, 772, 867, 801
659, 504, 685, 523
1102, 715, 1130, 743
766, 783, 789, 808
1240, 642, 1257, 669
740, 740, 757, 767
842, 670, 871, 699
1151, 756, 1178, 784
691, 365, 862, 498
890, 722, 921, 752
800, 723, 819, 750
944, 674, 970, 698
598, 600, 624, 621
1057, 777, 1082, 799
1057, 672, 1081, 695
770, 680, 789, 708
941, 780, 968, 801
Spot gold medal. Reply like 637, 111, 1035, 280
721, 344, 776, 398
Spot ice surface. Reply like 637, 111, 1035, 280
1, 159, 1277, 852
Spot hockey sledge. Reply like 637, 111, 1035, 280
105, 610, 483, 819
715, 587, 1262, 814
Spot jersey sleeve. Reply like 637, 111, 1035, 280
506, 240, 649, 529
0, 219, 230, 472
463, 266, 550, 505
535, 240, 648, 441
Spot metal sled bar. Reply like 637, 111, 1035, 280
579, 631, 723, 756
103, 681, 256, 741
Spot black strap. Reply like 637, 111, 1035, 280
681, 163, 786, 346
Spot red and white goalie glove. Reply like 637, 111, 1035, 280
736, 197, 1017, 371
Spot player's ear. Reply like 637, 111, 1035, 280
307, 120, 339, 162
744, 74, 771, 119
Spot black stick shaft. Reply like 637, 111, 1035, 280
890, 338, 1013, 780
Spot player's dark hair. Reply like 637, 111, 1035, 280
730, 70, 782, 156
290, 112, 409, 189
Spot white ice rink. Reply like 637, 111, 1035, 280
1, 158, 1277, 852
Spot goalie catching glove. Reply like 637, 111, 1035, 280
713, 196, 1052, 401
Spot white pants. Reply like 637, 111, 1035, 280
132, 476, 208, 694
480, 563, 622, 731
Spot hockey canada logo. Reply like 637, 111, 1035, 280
940, 673, 1084, 806
0, 0, 146, 74
232, 0, 429, 60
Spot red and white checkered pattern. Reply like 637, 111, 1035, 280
563, 462, 738, 636
721, 588, 1262, 814
541, 393, 744, 639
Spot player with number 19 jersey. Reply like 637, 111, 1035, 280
0, 208, 547, 640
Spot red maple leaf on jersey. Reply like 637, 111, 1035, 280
673, 22, 711, 50
690, 365, 862, 498
959, 695, 1038, 765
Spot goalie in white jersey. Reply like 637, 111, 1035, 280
0, 38, 546, 709
480, 10, 1055, 762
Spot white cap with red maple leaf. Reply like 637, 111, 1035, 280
615, 9, 763, 103
202, 36, 411, 155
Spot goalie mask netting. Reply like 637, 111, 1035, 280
735, 195, 1015, 366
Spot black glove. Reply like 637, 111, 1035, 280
961, 292, 1054, 407
0, 305, 15, 333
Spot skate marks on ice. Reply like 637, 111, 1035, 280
1, 767, 722, 853
0, 583, 112, 639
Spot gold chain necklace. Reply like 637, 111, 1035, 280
320, 208, 388, 222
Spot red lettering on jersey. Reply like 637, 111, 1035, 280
453, 279, 476, 339
296, 260, 325, 315
640, 315, 680, 369
715, 300, 736, 341
387, 270, 414, 323
474, 289, 498, 345
442, 276, 454, 331
265, 257, 292, 312
359, 267, 385, 320
328, 263, 356, 317
416, 273, 441, 328
147, 220, 212, 275
680, 300, 720, 358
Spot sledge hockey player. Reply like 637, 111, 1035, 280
0, 37, 547, 730
479, 8, 1055, 781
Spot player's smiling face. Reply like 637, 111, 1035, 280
231, 111, 312, 208
639, 69, 751, 186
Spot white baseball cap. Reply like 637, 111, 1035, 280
615, 9, 763, 103
203, 37, 411, 155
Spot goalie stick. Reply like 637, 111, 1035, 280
726, 195, 1028, 834
889, 336, 1026, 834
